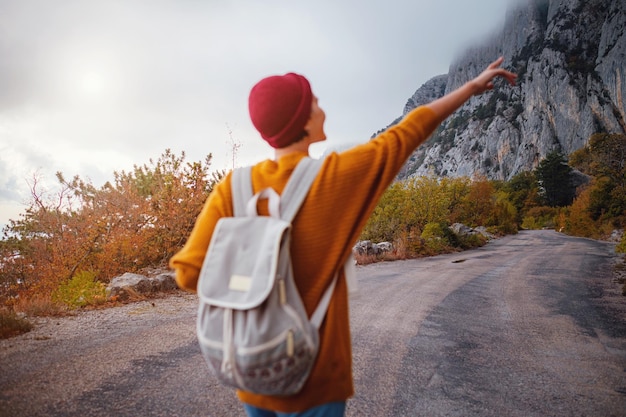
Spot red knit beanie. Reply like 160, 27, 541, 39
248, 73, 312, 149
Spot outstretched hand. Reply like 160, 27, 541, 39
471, 57, 517, 95
426, 56, 517, 124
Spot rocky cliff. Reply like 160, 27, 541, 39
394, 0, 625, 181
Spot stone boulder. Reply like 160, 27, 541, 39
450, 223, 494, 240
375, 242, 393, 253
449, 223, 477, 237
106, 271, 177, 301
353, 240, 393, 256
609, 230, 624, 243
474, 226, 495, 240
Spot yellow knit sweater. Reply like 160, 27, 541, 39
169, 106, 439, 412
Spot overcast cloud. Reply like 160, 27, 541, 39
0, 0, 521, 227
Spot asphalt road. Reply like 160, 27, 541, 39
1, 230, 625, 416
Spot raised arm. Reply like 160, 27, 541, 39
427, 57, 517, 125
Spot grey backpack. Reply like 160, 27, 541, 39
196, 157, 336, 396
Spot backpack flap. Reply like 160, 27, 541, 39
198, 215, 291, 310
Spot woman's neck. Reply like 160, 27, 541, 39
273, 139, 310, 160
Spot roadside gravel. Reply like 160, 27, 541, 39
1, 291, 198, 355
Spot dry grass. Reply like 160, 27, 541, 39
13, 295, 69, 317
0, 308, 33, 339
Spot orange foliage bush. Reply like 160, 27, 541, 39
0, 149, 223, 306
450, 176, 495, 227
566, 186, 598, 238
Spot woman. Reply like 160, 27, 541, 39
170, 57, 516, 417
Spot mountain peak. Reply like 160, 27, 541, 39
393, 0, 625, 181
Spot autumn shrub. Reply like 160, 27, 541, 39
501, 171, 540, 223
521, 216, 540, 230
488, 191, 519, 234
456, 232, 487, 250
522, 206, 557, 229
395, 228, 425, 257
554, 209, 569, 232
564, 185, 599, 238
52, 271, 106, 309
568, 133, 626, 236
390, 234, 409, 260
421, 222, 453, 254
451, 177, 495, 227
0, 149, 223, 307
360, 182, 406, 243
0, 308, 33, 339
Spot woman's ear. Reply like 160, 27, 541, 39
303, 116, 313, 133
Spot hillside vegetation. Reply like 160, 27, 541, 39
0, 150, 223, 323
361, 134, 625, 257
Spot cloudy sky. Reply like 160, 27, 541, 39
0, 0, 522, 228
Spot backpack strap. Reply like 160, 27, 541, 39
279, 157, 324, 222
231, 166, 253, 218
310, 273, 338, 329
231, 157, 324, 221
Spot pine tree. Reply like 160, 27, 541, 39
535, 151, 576, 207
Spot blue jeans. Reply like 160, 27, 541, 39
243, 401, 346, 417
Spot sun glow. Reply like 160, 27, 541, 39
79, 71, 105, 96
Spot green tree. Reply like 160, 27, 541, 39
535, 151, 576, 207
502, 171, 540, 222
